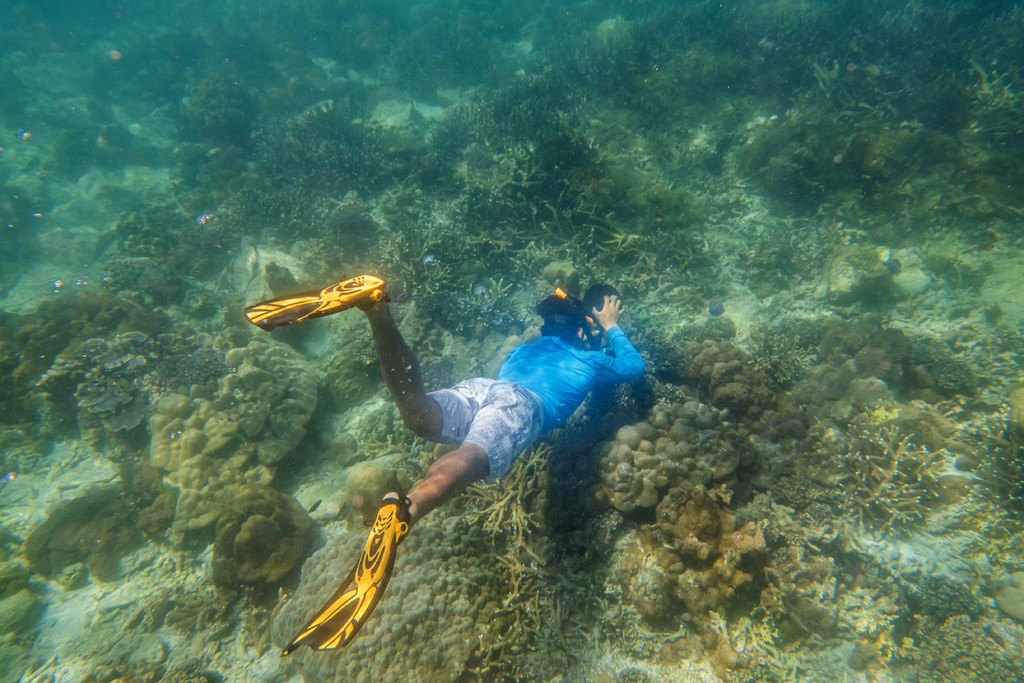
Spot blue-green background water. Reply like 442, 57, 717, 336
1, 1, 1023, 681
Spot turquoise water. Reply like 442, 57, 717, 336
1, 1, 1023, 680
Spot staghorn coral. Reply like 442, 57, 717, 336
992, 388, 1024, 513
253, 98, 400, 197
463, 444, 560, 673
747, 317, 824, 389
839, 424, 943, 532
901, 573, 981, 625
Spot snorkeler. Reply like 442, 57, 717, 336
246, 275, 645, 653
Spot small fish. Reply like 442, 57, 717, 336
1, 472, 16, 484
422, 254, 436, 265
708, 299, 725, 317
883, 257, 902, 275
307, 499, 323, 514
195, 212, 215, 225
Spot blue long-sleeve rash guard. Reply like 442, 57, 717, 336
497, 326, 645, 432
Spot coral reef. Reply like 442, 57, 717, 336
37, 331, 226, 448
906, 614, 1022, 683
149, 334, 316, 472
271, 513, 518, 680
24, 490, 143, 582
609, 481, 767, 631
684, 341, 774, 420
0, 291, 171, 426
593, 400, 749, 513
211, 484, 312, 592
2, 0, 1024, 680
839, 424, 943, 532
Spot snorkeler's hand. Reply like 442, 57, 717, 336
593, 295, 623, 330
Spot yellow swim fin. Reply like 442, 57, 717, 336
283, 494, 412, 654
244, 275, 387, 331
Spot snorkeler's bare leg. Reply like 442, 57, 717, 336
402, 442, 489, 520
364, 304, 443, 436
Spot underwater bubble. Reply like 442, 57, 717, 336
708, 299, 725, 317
422, 254, 436, 264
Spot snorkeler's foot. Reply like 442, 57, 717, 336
282, 493, 412, 654
244, 275, 388, 331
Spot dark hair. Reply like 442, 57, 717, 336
537, 294, 588, 346
582, 283, 621, 330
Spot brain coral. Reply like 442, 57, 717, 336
272, 512, 511, 680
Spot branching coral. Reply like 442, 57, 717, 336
904, 614, 1022, 682
463, 444, 564, 674
840, 424, 943, 532
465, 444, 550, 551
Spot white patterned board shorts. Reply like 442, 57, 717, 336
427, 378, 545, 481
